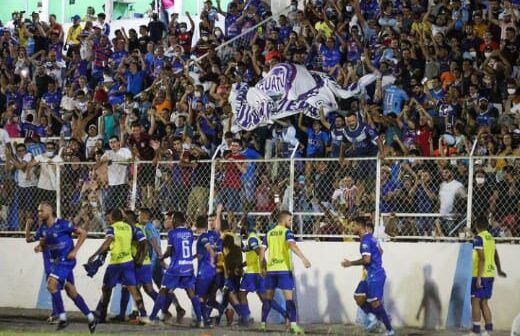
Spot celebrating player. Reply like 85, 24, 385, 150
89, 209, 150, 324
238, 217, 287, 324
469, 216, 507, 336
34, 202, 97, 333
260, 210, 311, 334
341, 216, 394, 336
149, 211, 205, 327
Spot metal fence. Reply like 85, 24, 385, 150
1, 155, 518, 239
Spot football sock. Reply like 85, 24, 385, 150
485, 323, 493, 331
261, 299, 272, 323
119, 288, 130, 318
51, 292, 65, 318
372, 304, 392, 331
191, 296, 203, 322
472, 323, 481, 334
150, 293, 166, 320
286, 299, 297, 322
72, 295, 91, 317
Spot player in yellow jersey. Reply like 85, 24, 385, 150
89, 209, 150, 324
238, 217, 287, 325
260, 210, 311, 334
469, 217, 506, 336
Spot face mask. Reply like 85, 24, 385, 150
484, 52, 491, 58
194, 92, 202, 98
508, 88, 516, 95
180, 27, 187, 33
89, 201, 98, 208
202, 36, 209, 41
469, 51, 477, 58
290, 4, 297, 11
476, 177, 485, 185
46, 151, 55, 158
175, 52, 181, 57
215, 31, 222, 37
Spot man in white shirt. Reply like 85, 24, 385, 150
28, 141, 62, 205
438, 166, 465, 236
0, 128, 11, 163
100, 135, 132, 211
7, 143, 38, 227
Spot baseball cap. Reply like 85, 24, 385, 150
72, 15, 81, 21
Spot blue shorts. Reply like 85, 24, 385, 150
136, 264, 153, 285
48, 261, 76, 288
240, 273, 266, 293
471, 277, 494, 299
354, 280, 368, 297
223, 277, 241, 292
103, 261, 137, 288
365, 275, 386, 302
162, 273, 195, 290
265, 271, 294, 291
195, 276, 215, 297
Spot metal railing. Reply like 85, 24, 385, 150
1, 154, 518, 240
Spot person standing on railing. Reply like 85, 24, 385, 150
438, 166, 466, 236
220, 138, 247, 212
100, 135, 132, 211
28, 141, 61, 206
127, 122, 155, 208
5, 142, 38, 230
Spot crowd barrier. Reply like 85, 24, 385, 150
1, 155, 518, 239
0, 238, 518, 330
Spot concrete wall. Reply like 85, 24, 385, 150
0, 238, 518, 331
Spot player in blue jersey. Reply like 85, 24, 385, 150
341, 217, 394, 335
194, 215, 219, 325
25, 216, 73, 324
149, 211, 205, 327
34, 202, 97, 333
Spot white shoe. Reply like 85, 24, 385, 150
139, 316, 152, 325
464, 333, 480, 336
385, 329, 395, 336
482, 331, 491, 336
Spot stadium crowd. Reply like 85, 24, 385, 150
0, 0, 519, 236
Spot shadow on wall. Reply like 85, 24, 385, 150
416, 264, 442, 330
323, 273, 350, 323
298, 270, 319, 320
384, 280, 405, 326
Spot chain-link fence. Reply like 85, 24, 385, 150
2, 155, 519, 240
291, 158, 377, 239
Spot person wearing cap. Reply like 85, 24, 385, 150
65, 15, 83, 56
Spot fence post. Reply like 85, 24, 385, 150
374, 157, 382, 229
289, 145, 298, 235
130, 161, 138, 211
56, 163, 61, 217
466, 140, 478, 231
208, 145, 223, 215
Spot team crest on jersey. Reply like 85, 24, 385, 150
362, 243, 368, 249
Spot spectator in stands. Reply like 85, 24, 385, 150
438, 166, 466, 236
5, 143, 38, 229
219, 138, 246, 212
29, 140, 61, 204
100, 135, 132, 211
